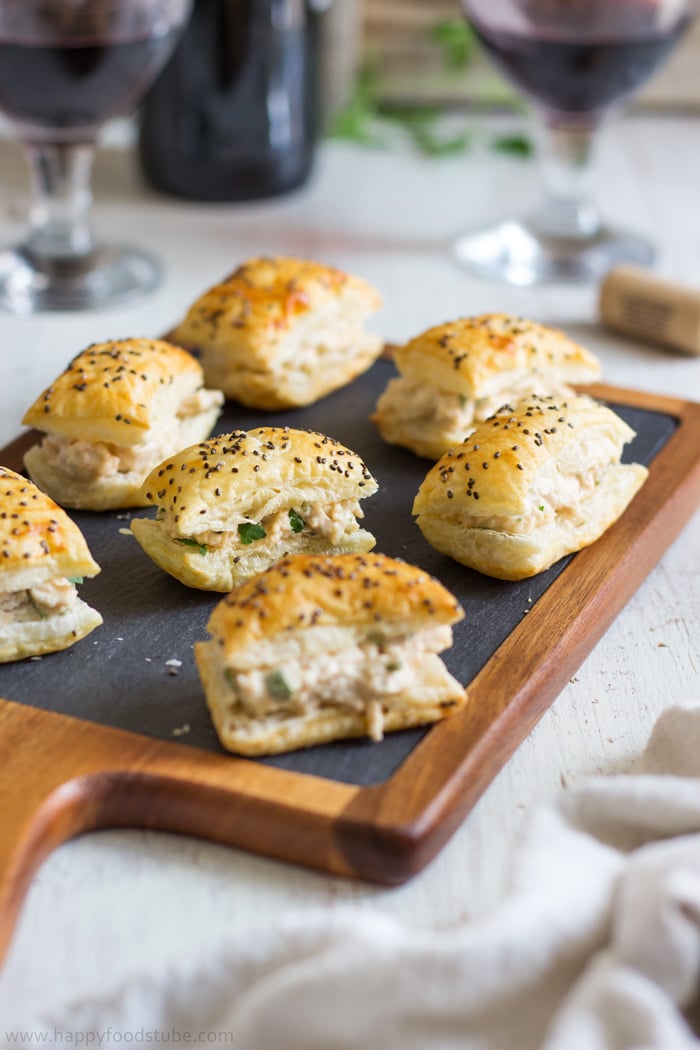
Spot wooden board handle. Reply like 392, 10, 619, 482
0, 697, 359, 964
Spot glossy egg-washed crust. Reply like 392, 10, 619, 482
137, 427, 378, 535
413, 394, 634, 519
171, 256, 383, 409
205, 552, 464, 664
395, 314, 601, 397
22, 338, 205, 446
0, 466, 100, 592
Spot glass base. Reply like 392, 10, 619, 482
453, 217, 655, 287
0, 243, 162, 314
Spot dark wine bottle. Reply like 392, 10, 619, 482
138, 0, 319, 201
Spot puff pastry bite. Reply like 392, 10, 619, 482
373, 314, 601, 460
195, 552, 467, 756
171, 256, 383, 409
22, 338, 224, 511
0, 466, 102, 662
413, 395, 648, 580
130, 428, 379, 591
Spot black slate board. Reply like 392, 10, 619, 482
0, 360, 677, 786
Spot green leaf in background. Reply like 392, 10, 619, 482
490, 133, 535, 158
399, 110, 472, 157
429, 19, 477, 71
329, 62, 387, 147
328, 20, 533, 162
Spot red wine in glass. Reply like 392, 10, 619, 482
0, 30, 180, 140
470, 0, 693, 122
0, 0, 191, 314
455, 0, 696, 284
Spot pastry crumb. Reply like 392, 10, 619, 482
172, 723, 191, 736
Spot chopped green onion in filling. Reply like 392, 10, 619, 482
265, 670, 293, 700
288, 508, 305, 534
67, 576, 84, 584
175, 537, 208, 555
238, 522, 267, 545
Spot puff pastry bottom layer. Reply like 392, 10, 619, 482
0, 598, 103, 663
130, 518, 377, 592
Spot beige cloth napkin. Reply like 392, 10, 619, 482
6, 702, 700, 1050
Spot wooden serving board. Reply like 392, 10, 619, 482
1, 361, 699, 965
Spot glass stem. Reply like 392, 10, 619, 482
532, 119, 602, 241
23, 141, 96, 260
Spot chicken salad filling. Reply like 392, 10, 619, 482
218, 624, 457, 740
36, 387, 224, 482
167, 499, 366, 555
454, 461, 614, 535
378, 376, 574, 439
0, 576, 78, 628
377, 378, 475, 435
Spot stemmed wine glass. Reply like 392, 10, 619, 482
455, 0, 696, 285
0, 0, 191, 314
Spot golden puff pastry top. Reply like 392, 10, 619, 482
172, 255, 382, 368
140, 427, 378, 535
413, 394, 636, 520
395, 314, 600, 397
0, 466, 100, 591
206, 552, 464, 667
22, 338, 208, 447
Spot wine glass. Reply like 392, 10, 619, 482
455, 0, 696, 285
0, 0, 192, 314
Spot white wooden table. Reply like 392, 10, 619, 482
0, 115, 698, 1011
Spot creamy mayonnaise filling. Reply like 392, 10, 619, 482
378, 378, 474, 433
223, 624, 455, 741
177, 499, 364, 552
38, 387, 224, 482
457, 462, 611, 535
471, 377, 572, 424
0, 577, 78, 628
380, 376, 574, 438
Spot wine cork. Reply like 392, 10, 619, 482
599, 266, 700, 357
